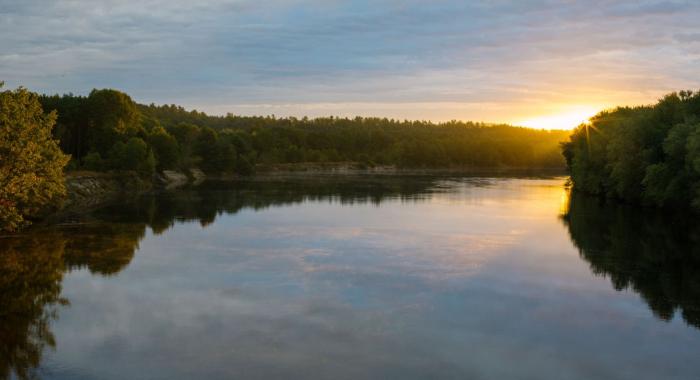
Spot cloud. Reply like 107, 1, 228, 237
1, 0, 699, 123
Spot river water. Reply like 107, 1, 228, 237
1, 175, 699, 379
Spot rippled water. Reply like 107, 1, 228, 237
1, 175, 699, 380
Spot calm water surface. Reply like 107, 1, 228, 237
1, 176, 699, 380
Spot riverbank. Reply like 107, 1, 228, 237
45, 164, 566, 225
63, 163, 566, 205
49, 172, 152, 223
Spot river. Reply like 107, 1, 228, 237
1, 175, 699, 379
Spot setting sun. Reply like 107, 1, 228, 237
518, 106, 601, 130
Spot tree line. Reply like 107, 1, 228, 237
40, 89, 568, 178
562, 91, 700, 211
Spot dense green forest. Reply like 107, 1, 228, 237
562, 91, 700, 211
39, 89, 569, 177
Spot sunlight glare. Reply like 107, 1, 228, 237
518, 106, 600, 130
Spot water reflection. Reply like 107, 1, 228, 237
0, 223, 145, 379
94, 176, 439, 229
1, 176, 699, 379
562, 191, 700, 329
0, 176, 438, 379
0, 234, 65, 380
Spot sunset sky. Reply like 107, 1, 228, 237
2, 0, 699, 129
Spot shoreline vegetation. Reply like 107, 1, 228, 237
2, 82, 699, 232
562, 90, 700, 211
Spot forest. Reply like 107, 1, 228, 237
562, 91, 700, 211
1, 84, 570, 231
39, 89, 569, 177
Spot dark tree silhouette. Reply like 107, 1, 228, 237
562, 90, 700, 210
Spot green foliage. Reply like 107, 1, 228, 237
86, 89, 142, 154
39, 89, 143, 166
82, 151, 105, 171
193, 127, 238, 173
147, 127, 180, 170
41, 87, 570, 179
39, 93, 90, 161
166, 122, 200, 169
0, 84, 70, 232
563, 91, 700, 211
107, 137, 155, 177
138, 103, 569, 170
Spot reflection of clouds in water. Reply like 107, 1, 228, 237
300, 229, 520, 282
54, 281, 467, 379
34, 177, 700, 380
48, 188, 533, 378
198, 224, 520, 283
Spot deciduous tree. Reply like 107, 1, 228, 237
0, 84, 70, 231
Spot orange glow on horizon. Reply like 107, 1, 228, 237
517, 106, 601, 130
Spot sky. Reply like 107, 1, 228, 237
1, 0, 699, 129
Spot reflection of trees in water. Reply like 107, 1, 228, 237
562, 192, 700, 329
11, 176, 697, 377
96, 176, 438, 234
0, 176, 438, 379
0, 234, 66, 380
62, 223, 146, 275
0, 223, 144, 379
